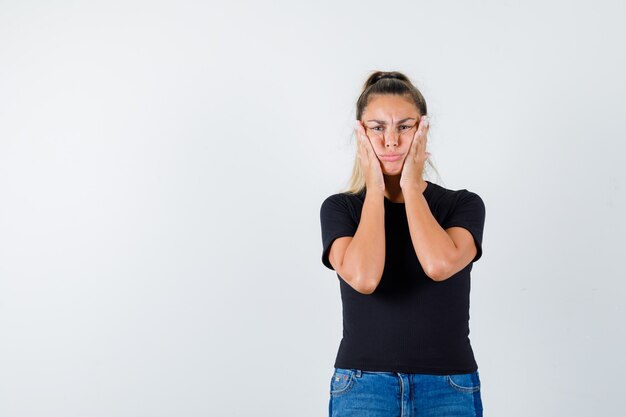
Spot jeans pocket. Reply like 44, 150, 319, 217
445, 371, 481, 393
330, 368, 355, 397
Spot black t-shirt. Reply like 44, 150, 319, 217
319, 180, 486, 374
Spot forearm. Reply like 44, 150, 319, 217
342, 190, 386, 293
403, 185, 456, 281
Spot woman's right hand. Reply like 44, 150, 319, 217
355, 120, 385, 194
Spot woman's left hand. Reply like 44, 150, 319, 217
400, 115, 431, 191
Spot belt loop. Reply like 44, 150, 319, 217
354, 369, 362, 378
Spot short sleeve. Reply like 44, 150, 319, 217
441, 191, 486, 263
320, 194, 358, 270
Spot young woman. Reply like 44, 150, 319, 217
320, 71, 486, 417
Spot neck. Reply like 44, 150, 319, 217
383, 175, 426, 203
384, 174, 403, 202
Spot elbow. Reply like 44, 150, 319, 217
355, 281, 377, 295
340, 259, 384, 294
336, 266, 377, 294
424, 258, 451, 282
352, 273, 382, 295
426, 268, 447, 282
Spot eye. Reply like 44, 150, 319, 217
400, 125, 412, 130
371, 126, 384, 131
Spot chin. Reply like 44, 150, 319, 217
382, 167, 402, 176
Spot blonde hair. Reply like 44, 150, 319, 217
343, 70, 442, 194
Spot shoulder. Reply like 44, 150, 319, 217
320, 190, 365, 211
320, 193, 347, 213
451, 189, 484, 211
428, 181, 484, 207
427, 182, 486, 230
321, 192, 347, 205
320, 191, 366, 228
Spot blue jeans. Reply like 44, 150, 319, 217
329, 368, 483, 417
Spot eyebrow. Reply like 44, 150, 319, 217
366, 118, 416, 124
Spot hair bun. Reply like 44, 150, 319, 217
376, 73, 398, 82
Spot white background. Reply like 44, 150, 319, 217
1, 1, 624, 416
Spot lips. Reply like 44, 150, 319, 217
379, 154, 403, 162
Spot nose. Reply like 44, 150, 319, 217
384, 131, 398, 148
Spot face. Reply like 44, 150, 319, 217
360, 94, 421, 175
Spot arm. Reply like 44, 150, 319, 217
329, 190, 386, 294
403, 185, 477, 282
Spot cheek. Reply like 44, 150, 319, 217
400, 141, 413, 153
371, 142, 385, 153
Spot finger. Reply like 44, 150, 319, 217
355, 125, 367, 153
419, 132, 427, 159
417, 116, 428, 137
355, 125, 367, 161
401, 136, 414, 166
357, 125, 376, 157
354, 123, 363, 142
420, 115, 429, 136
414, 117, 429, 154
355, 123, 374, 163
355, 121, 368, 145
356, 120, 370, 141
355, 121, 364, 141
408, 135, 420, 163
410, 125, 421, 155
357, 135, 367, 162
411, 120, 424, 148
